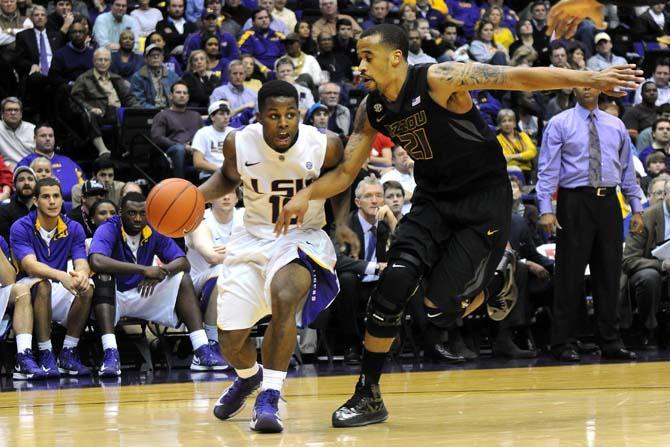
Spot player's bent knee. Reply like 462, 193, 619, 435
219, 329, 250, 354
366, 254, 422, 338
31, 279, 51, 301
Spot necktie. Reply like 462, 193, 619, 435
39, 31, 49, 76
365, 226, 377, 262
588, 111, 602, 187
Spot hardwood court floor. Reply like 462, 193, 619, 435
1, 362, 670, 446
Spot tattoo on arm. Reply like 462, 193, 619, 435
435, 62, 508, 88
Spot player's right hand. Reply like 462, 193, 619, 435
539, 213, 562, 235
590, 64, 644, 97
274, 189, 310, 236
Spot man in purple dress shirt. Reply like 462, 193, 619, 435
537, 86, 644, 362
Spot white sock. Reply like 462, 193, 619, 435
189, 329, 208, 351
63, 335, 79, 349
16, 333, 32, 353
37, 340, 52, 351
261, 368, 286, 392
101, 333, 118, 351
236, 362, 260, 379
204, 324, 218, 342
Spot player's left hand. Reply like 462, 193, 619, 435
274, 189, 310, 236
630, 212, 644, 235
591, 65, 644, 97
547, 0, 605, 39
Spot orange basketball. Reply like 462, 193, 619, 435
145, 178, 205, 238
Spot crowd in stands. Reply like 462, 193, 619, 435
2, 0, 670, 379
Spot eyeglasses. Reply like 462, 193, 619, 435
651, 191, 665, 198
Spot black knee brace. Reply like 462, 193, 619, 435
366, 253, 422, 338
93, 274, 116, 305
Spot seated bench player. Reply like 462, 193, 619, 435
10, 177, 94, 378
88, 192, 226, 377
0, 236, 44, 380
185, 190, 243, 358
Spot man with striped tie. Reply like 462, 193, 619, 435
537, 86, 643, 362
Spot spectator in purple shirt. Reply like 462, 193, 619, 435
10, 177, 94, 378
537, 86, 643, 363
88, 192, 226, 377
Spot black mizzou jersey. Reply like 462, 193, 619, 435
366, 63, 508, 198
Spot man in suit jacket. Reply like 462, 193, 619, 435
155, 0, 197, 54
15, 6, 62, 118
633, 3, 670, 42
622, 182, 670, 350
333, 176, 395, 364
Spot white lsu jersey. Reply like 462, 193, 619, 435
235, 123, 328, 239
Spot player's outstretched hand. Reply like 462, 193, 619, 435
590, 64, 644, 97
336, 224, 360, 259
547, 0, 605, 39
274, 189, 310, 236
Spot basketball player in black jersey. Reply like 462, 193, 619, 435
274, 24, 643, 427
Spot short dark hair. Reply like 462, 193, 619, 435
383, 180, 404, 196
655, 58, 670, 69
170, 80, 189, 94
34, 122, 53, 135
642, 80, 657, 93
251, 7, 268, 21
34, 177, 61, 198
336, 18, 352, 30
360, 24, 409, 60
657, 103, 670, 115
653, 118, 670, 133
93, 157, 115, 174
121, 192, 146, 209
258, 80, 299, 111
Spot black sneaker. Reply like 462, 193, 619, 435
332, 384, 388, 428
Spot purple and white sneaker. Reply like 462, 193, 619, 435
38, 349, 60, 378
99, 348, 121, 377
213, 366, 263, 420
191, 344, 228, 371
13, 349, 47, 380
58, 347, 91, 376
250, 389, 283, 433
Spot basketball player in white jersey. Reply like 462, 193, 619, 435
185, 190, 243, 363
199, 80, 353, 433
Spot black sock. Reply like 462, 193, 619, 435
356, 349, 387, 392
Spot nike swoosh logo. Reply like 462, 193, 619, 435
376, 115, 385, 123
487, 229, 499, 236
426, 312, 443, 318
245, 161, 261, 167
305, 241, 313, 245
391, 264, 406, 268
